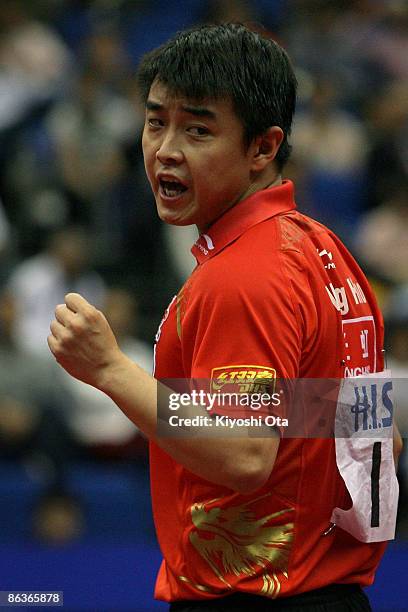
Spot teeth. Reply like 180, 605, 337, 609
161, 180, 186, 197
165, 188, 179, 197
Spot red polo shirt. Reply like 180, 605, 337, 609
151, 180, 386, 602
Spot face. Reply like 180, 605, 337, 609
142, 80, 260, 232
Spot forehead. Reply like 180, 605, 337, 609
146, 79, 235, 118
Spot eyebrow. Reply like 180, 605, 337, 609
146, 99, 216, 120
182, 105, 216, 120
146, 100, 163, 111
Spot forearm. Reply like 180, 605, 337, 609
99, 353, 279, 493
47, 292, 278, 493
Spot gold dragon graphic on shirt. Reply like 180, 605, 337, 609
179, 493, 294, 598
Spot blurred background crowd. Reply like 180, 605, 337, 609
0, 0, 407, 550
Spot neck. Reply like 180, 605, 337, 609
240, 170, 282, 202
197, 172, 282, 234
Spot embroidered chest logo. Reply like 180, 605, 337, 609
211, 365, 276, 394
183, 494, 294, 598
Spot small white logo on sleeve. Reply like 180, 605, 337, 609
318, 248, 336, 269
202, 234, 215, 250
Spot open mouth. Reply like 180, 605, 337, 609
159, 179, 188, 198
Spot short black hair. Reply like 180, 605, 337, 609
137, 23, 297, 170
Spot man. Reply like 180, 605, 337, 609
48, 24, 401, 611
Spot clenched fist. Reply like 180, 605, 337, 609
48, 293, 123, 390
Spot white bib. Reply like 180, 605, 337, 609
331, 370, 399, 542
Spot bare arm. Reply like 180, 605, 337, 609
48, 293, 279, 494
393, 423, 403, 471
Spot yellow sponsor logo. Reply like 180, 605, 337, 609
211, 365, 276, 393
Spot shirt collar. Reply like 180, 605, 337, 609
191, 180, 296, 264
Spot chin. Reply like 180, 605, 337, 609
163, 216, 196, 227
156, 209, 193, 227
156, 202, 197, 227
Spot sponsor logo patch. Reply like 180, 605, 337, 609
211, 365, 276, 394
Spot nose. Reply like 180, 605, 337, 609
156, 131, 184, 165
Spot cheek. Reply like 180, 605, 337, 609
193, 154, 222, 186
197, 158, 240, 193
142, 147, 155, 182
142, 130, 153, 160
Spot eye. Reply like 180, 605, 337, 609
147, 117, 163, 128
187, 126, 210, 136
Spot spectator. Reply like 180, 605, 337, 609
45, 67, 139, 261
355, 179, 408, 284
291, 76, 368, 239
0, 0, 71, 132
384, 284, 408, 534
364, 80, 408, 211
0, 288, 73, 491
7, 226, 106, 356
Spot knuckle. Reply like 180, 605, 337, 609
69, 317, 83, 334
83, 306, 98, 323
50, 319, 60, 333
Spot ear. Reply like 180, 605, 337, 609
250, 127, 284, 172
